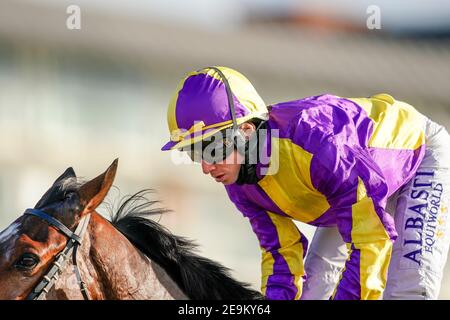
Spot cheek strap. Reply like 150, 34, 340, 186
23, 208, 92, 300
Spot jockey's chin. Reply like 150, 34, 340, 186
216, 170, 240, 185
201, 150, 243, 185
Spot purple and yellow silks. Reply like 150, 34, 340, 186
226, 93, 426, 300
161, 67, 426, 300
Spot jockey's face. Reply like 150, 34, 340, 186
200, 122, 256, 185
201, 149, 243, 185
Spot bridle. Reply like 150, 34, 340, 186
23, 208, 92, 300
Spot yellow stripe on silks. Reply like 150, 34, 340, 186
267, 211, 305, 299
293, 275, 303, 300
358, 240, 393, 300
352, 178, 392, 300
261, 248, 274, 296
351, 178, 390, 243
348, 94, 425, 150
258, 138, 330, 223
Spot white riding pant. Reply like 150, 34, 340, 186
301, 118, 450, 300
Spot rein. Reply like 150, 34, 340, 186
23, 209, 91, 300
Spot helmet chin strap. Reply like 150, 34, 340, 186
236, 161, 260, 185
236, 120, 267, 185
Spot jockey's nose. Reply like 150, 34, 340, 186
201, 160, 216, 174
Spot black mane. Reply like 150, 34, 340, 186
109, 190, 263, 300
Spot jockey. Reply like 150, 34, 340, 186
161, 66, 450, 300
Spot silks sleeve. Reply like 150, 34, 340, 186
313, 144, 398, 300
231, 196, 307, 300
247, 211, 307, 300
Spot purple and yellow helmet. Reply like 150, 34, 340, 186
161, 66, 268, 151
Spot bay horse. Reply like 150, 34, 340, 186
0, 159, 263, 300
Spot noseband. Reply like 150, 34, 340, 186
23, 209, 91, 300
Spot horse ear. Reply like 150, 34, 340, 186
78, 159, 118, 216
56, 167, 76, 182
34, 167, 77, 209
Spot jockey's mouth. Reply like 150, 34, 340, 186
212, 172, 227, 183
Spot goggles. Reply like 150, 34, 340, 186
180, 131, 236, 164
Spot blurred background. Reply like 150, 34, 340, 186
1, 0, 449, 298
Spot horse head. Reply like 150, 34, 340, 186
0, 159, 263, 300
0, 159, 118, 299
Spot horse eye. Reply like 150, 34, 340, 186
14, 253, 40, 271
